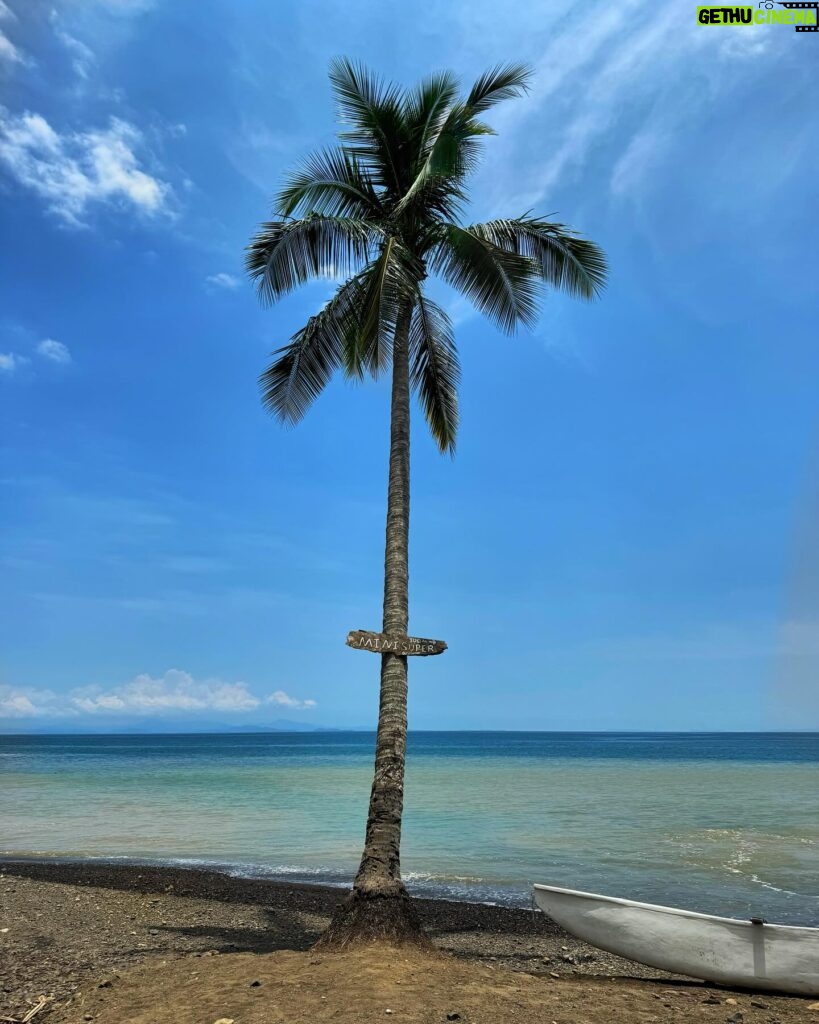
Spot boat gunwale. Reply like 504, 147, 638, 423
532, 883, 818, 935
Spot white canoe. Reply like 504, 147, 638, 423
533, 883, 819, 996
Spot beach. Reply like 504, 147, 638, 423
1, 859, 816, 1023
4, 733, 819, 1019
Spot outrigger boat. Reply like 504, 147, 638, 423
533, 883, 819, 996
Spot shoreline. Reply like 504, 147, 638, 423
2, 858, 813, 1022
0, 853, 531, 910
1, 856, 671, 1015
0, 854, 564, 934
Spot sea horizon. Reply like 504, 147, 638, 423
3, 728, 819, 736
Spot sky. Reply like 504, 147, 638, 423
1, 0, 818, 733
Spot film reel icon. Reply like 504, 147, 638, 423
777, 0, 819, 30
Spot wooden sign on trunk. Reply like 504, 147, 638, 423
346, 630, 447, 657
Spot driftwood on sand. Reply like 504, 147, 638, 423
0, 995, 52, 1023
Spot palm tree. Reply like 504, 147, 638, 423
246, 59, 607, 947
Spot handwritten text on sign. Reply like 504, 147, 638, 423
346, 630, 447, 657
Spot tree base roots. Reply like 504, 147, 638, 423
313, 887, 433, 951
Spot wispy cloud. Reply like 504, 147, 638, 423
37, 338, 72, 364
0, 2, 19, 67
205, 272, 240, 290
481, 0, 781, 217
0, 110, 172, 225
0, 352, 29, 373
610, 124, 672, 197
50, 13, 96, 80
0, 669, 317, 718
0, 27, 21, 64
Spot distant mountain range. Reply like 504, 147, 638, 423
224, 720, 353, 733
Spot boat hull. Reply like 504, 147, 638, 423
533, 884, 819, 996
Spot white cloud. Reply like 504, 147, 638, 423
0, 2, 15, 20
1, 691, 38, 716
0, 685, 65, 718
0, 670, 317, 719
0, 109, 172, 224
206, 272, 240, 290
479, 0, 782, 220
267, 690, 318, 711
51, 17, 96, 80
0, 351, 29, 373
0, 28, 21, 64
519, 4, 680, 207
37, 338, 72, 364
71, 670, 262, 714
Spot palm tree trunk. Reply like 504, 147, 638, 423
315, 303, 429, 948
353, 302, 412, 898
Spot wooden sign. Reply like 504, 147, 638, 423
346, 629, 447, 657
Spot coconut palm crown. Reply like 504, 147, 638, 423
247, 59, 606, 450
246, 59, 607, 948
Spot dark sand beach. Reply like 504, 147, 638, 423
1, 859, 815, 1023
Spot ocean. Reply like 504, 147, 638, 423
1, 731, 818, 925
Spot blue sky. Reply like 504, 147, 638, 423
1, 0, 818, 732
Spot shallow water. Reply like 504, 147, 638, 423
1, 731, 818, 924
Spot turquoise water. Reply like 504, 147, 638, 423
2, 732, 818, 924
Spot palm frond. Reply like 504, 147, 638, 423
431, 223, 541, 334
328, 57, 406, 195
397, 77, 499, 216
395, 105, 475, 214
466, 63, 532, 114
468, 217, 608, 299
401, 71, 460, 195
245, 216, 380, 305
259, 273, 369, 422
276, 147, 382, 219
403, 70, 460, 151
412, 177, 468, 225
348, 237, 422, 376
409, 292, 460, 453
